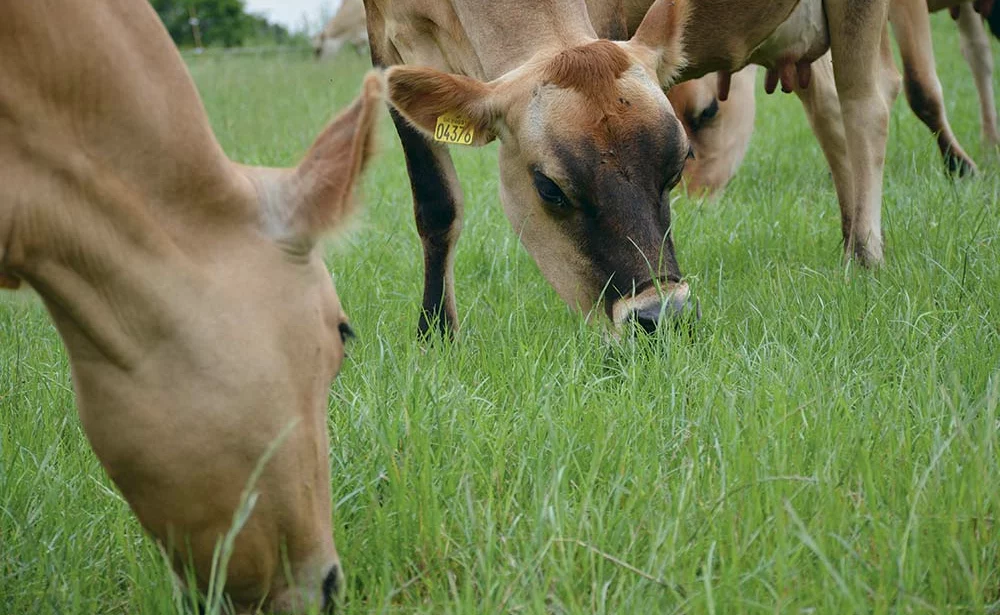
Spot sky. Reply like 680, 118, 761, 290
244, 0, 340, 33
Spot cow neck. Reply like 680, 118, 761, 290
7, 154, 248, 372
0, 0, 258, 371
450, 0, 600, 80
2, 123, 257, 373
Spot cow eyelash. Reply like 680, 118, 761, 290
532, 169, 570, 208
666, 157, 687, 190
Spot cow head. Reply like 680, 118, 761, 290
385, 0, 696, 331
1, 14, 382, 605
667, 67, 757, 197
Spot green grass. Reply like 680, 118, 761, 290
3, 14, 1000, 614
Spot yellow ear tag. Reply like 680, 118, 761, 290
433, 112, 475, 145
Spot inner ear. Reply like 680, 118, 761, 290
623, 0, 689, 86
385, 66, 499, 146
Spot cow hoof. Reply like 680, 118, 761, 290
945, 152, 977, 178
849, 244, 884, 269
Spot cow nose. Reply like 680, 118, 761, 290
628, 294, 700, 333
321, 564, 342, 613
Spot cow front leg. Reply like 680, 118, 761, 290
389, 108, 464, 337
956, 3, 1000, 147
891, 0, 977, 175
825, 0, 893, 266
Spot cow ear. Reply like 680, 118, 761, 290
285, 71, 382, 242
385, 66, 498, 146
624, 0, 689, 86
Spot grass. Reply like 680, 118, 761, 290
3, 13, 1000, 614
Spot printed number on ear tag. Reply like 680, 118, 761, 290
434, 112, 475, 145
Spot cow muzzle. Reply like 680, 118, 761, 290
611, 280, 699, 333
266, 560, 342, 614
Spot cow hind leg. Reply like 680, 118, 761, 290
891, 0, 977, 176
825, 0, 893, 265
794, 53, 855, 242
389, 108, 464, 338
956, 4, 1000, 147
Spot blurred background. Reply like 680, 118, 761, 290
150, 0, 337, 49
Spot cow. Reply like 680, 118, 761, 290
666, 67, 758, 197
313, 0, 369, 60
670, 0, 998, 196
932, 1, 999, 149
366, 0, 893, 337
0, 1, 381, 612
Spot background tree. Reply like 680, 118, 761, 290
150, 0, 298, 47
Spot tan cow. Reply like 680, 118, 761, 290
369, 0, 695, 335
666, 67, 758, 197
313, 0, 369, 60
924, 1, 999, 149
367, 0, 893, 336
1, 1, 381, 612
671, 0, 998, 196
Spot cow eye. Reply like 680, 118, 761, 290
338, 322, 356, 344
532, 169, 569, 208
700, 99, 719, 122
688, 98, 719, 133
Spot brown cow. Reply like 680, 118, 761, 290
1, 1, 380, 612
313, 0, 369, 60
367, 0, 894, 337
671, 0, 998, 195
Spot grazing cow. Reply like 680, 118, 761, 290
368, 0, 695, 335
1, 1, 380, 612
368, 0, 894, 337
894, 0, 997, 174
665, 67, 758, 197
594, 0, 897, 267
670, 0, 998, 195
931, 1, 999, 149
313, 0, 369, 60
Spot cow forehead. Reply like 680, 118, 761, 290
521, 83, 684, 192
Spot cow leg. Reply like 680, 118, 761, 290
794, 54, 855, 240
956, 3, 1000, 147
824, 0, 893, 265
389, 108, 464, 337
891, 0, 977, 175
794, 33, 900, 258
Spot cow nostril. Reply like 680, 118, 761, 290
628, 296, 700, 333
321, 564, 341, 613
630, 305, 663, 333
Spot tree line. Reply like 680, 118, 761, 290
150, 0, 307, 48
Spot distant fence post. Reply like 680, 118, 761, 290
188, 4, 204, 53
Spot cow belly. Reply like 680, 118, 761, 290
749, 0, 829, 68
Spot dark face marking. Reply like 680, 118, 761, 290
537, 111, 688, 314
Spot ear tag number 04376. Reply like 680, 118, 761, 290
434, 112, 475, 145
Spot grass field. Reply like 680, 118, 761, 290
3, 15, 1000, 615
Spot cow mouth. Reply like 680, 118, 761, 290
609, 278, 695, 331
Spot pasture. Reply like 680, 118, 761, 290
2, 14, 1000, 614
